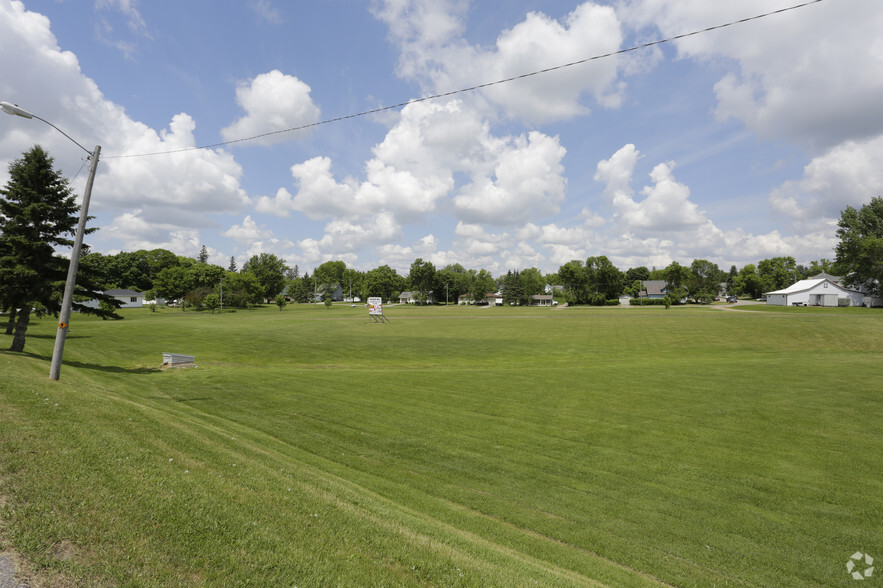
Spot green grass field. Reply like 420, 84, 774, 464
1, 303, 881, 586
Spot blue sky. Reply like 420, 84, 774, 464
2, 0, 882, 276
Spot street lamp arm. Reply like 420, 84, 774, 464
2, 101, 92, 156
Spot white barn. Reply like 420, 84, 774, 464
765, 278, 864, 307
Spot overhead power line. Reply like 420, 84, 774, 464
105, 0, 824, 159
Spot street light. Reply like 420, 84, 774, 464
1, 101, 101, 381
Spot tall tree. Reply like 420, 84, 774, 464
408, 258, 436, 302
689, 259, 722, 303
286, 276, 307, 303
501, 270, 524, 305
662, 261, 691, 302
726, 265, 738, 292
0, 146, 118, 352
835, 197, 883, 294
342, 267, 362, 301
153, 266, 196, 305
434, 264, 469, 304
558, 260, 588, 304
757, 256, 798, 292
228, 256, 238, 272
313, 260, 346, 289
625, 266, 650, 284
803, 258, 835, 279
364, 265, 403, 302
734, 264, 764, 299
243, 253, 289, 301
520, 267, 545, 301
220, 271, 263, 307
468, 268, 496, 304
586, 256, 623, 301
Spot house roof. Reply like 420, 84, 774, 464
642, 280, 667, 296
810, 272, 842, 282
765, 278, 859, 295
105, 289, 143, 296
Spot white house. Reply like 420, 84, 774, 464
398, 291, 436, 304
105, 289, 145, 308
530, 295, 555, 306
765, 278, 864, 307
81, 288, 145, 310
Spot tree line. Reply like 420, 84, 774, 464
74, 249, 850, 311
3, 144, 881, 352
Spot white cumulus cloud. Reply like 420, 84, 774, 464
221, 70, 320, 145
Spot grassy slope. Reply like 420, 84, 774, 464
1, 304, 881, 586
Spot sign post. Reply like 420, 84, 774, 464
368, 297, 388, 323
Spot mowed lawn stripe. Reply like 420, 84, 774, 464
1, 304, 880, 586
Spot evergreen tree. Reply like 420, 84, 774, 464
0, 146, 118, 352
502, 270, 524, 305
198, 245, 209, 264
228, 255, 237, 272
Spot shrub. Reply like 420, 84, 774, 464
628, 298, 667, 306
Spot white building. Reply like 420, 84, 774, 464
80, 289, 145, 310
765, 279, 864, 307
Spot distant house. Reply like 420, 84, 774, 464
81, 288, 145, 310
765, 278, 864, 307
313, 284, 344, 303
530, 294, 555, 307
458, 294, 471, 305
485, 293, 503, 306
639, 280, 668, 299
399, 291, 436, 304
637, 280, 687, 304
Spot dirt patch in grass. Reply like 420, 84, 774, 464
0, 488, 76, 588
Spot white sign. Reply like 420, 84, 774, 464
368, 297, 383, 316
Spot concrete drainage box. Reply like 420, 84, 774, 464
161, 352, 195, 368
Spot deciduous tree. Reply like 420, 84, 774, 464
757, 256, 798, 292
364, 265, 403, 302
586, 256, 623, 301
468, 268, 495, 304
662, 261, 691, 302
243, 253, 288, 301
734, 264, 763, 299
408, 258, 436, 302
835, 197, 883, 294
689, 259, 722, 303
313, 260, 346, 292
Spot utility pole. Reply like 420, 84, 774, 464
2, 101, 102, 381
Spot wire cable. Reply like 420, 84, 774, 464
105, 0, 825, 159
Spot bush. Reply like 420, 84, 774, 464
628, 298, 667, 306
